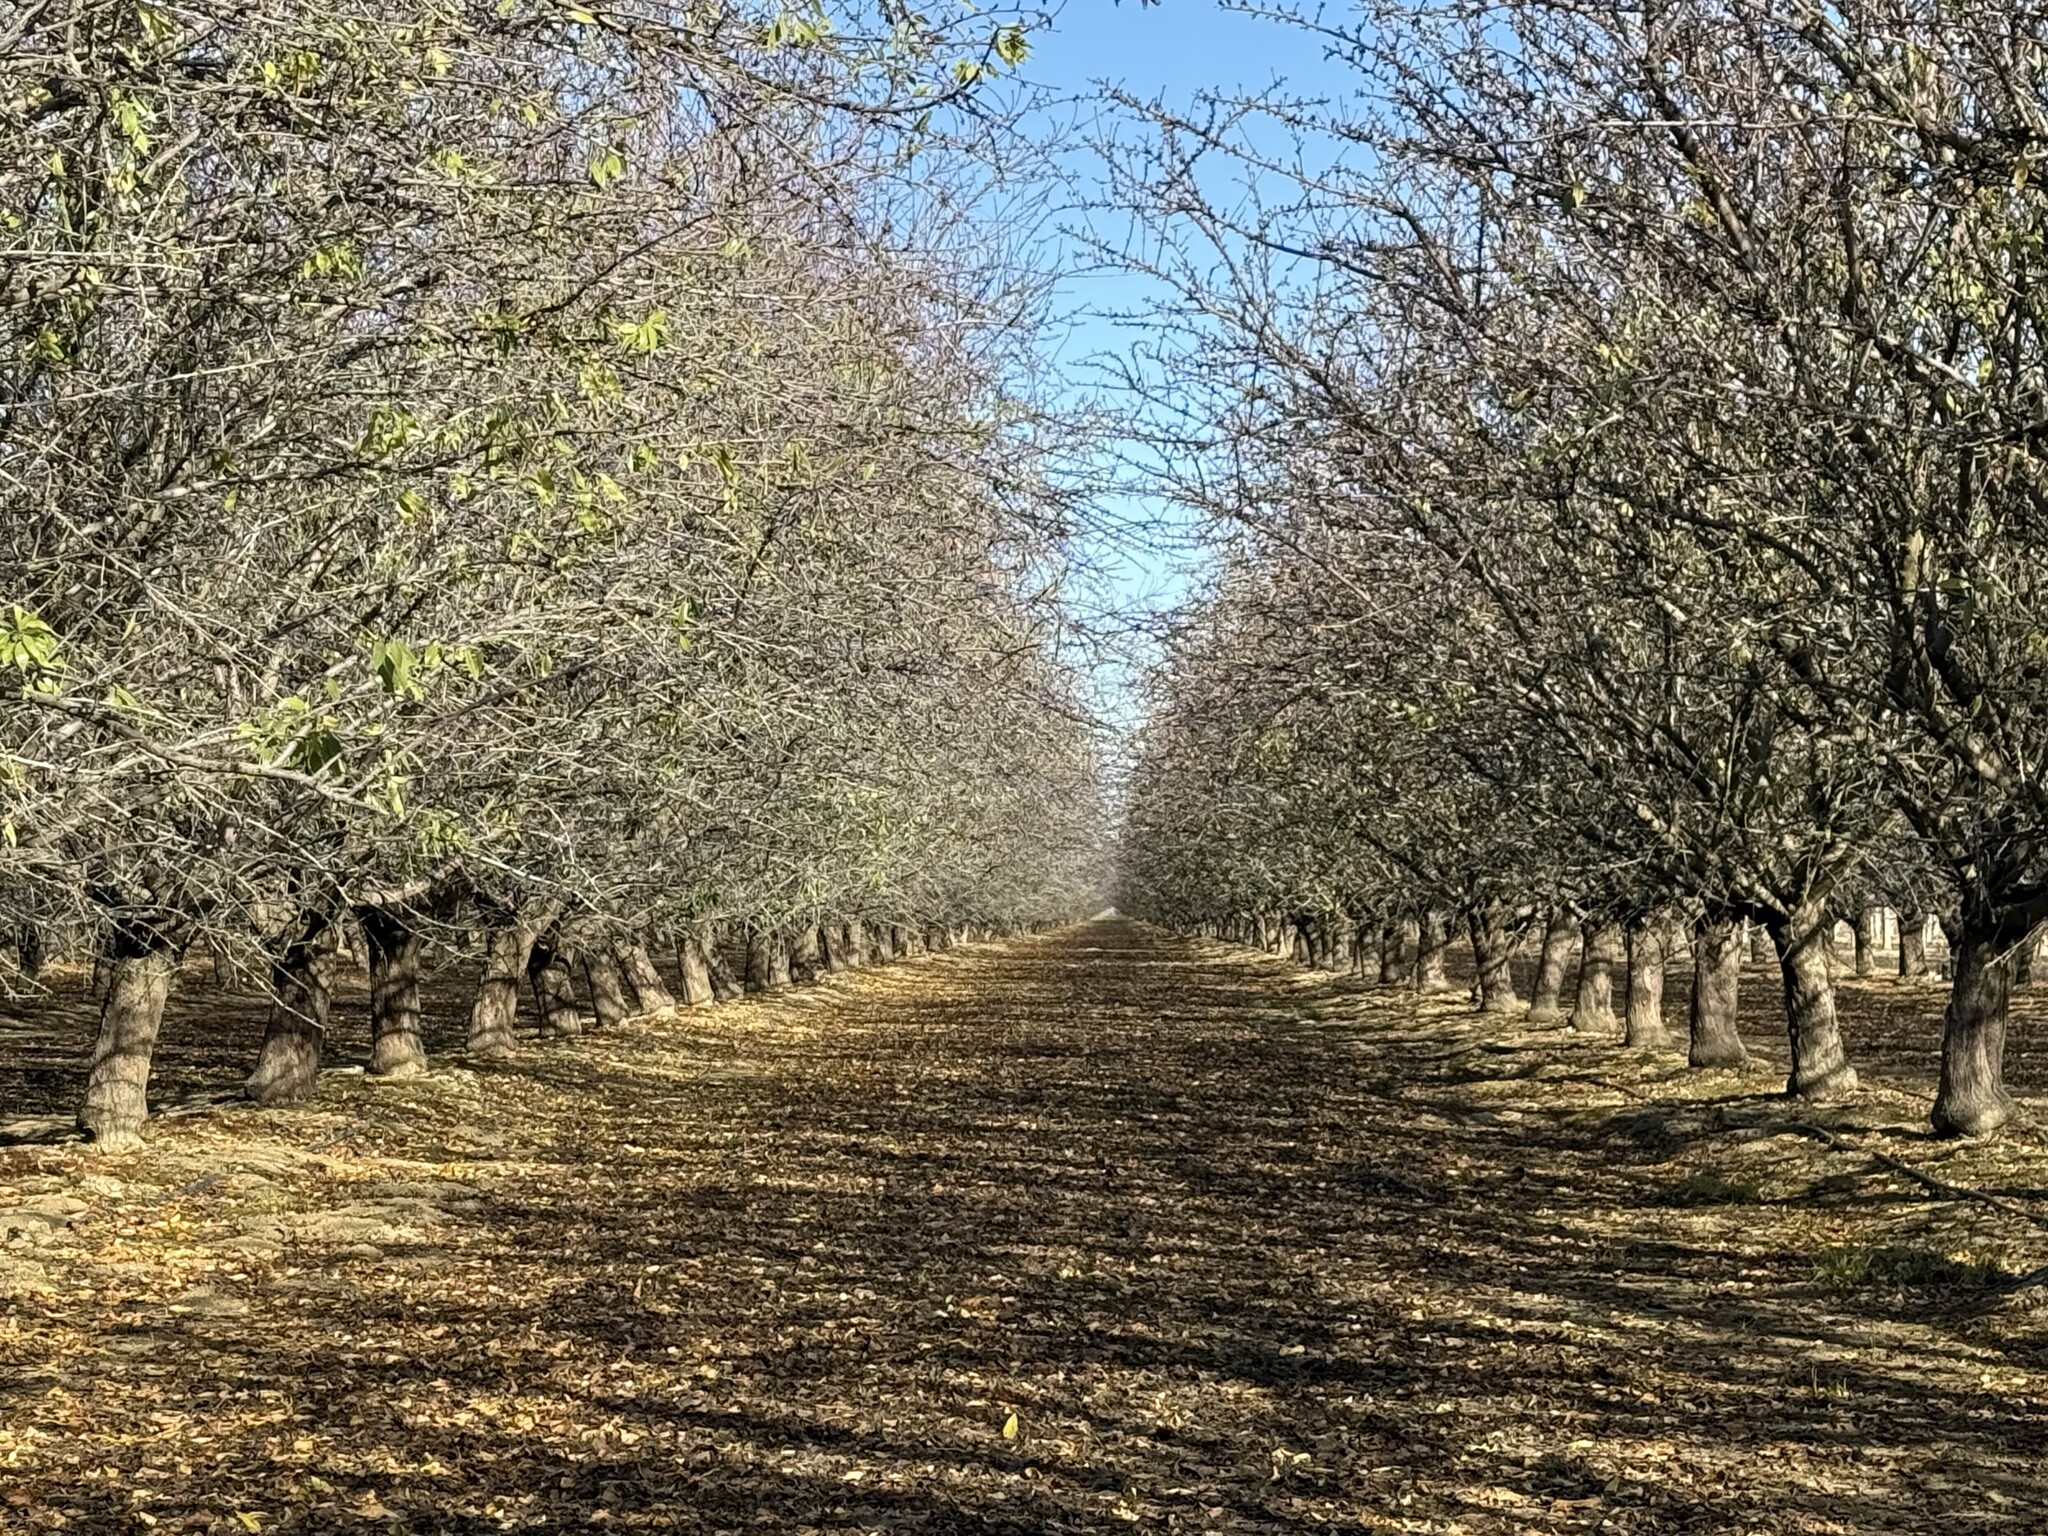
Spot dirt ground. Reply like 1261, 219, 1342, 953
4, 920, 2048, 1533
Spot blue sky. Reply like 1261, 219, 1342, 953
1006, 1, 1347, 712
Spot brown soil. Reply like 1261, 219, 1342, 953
2, 920, 2047, 1532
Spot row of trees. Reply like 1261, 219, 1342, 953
2, 0, 1107, 1148
1113, 0, 2048, 1137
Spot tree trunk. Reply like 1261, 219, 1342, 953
1623, 918, 1669, 1049
845, 920, 871, 969
820, 922, 849, 972
676, 925, 717, 1005
1571, 921, 1624, 1034
744, 926, 776, 993
1467, 902, 1519, 1013
1687, 916, 1747, 1067
1898, 910, 1930, 978
1376, 921, 1405, 985
1413, 909, 1452, 993
1526, 912, 1575, 1023
246, 909, 341, 1105
705, 924, 744, 1001
1853, 907, 1882, 978
361, 905, 428, 1077
583, 947, 635, 1031
619, 942, 676, 1013
78, 927, 177, 1151
18, 920, 45, 980
769, 934, 794, 988
468, 900, 558, 1059
528, 925, 588, 1038
1767, 909, 1858, 1101
1932, 902, 2020, 1137
792, 925, 824, 983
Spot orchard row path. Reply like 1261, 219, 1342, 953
6, 919, 2048, 1532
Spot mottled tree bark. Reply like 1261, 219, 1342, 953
1268, 914, 1292, 958
246, 908, 342, 1105
1898, 911, 1930, 979
361, 905, 429, 1077
705, 924, 744, 1001
676, 925, 717, 1005
78, 924, 178, 1151
1623, 918, 1670, 1049
792, 925, 824, 983
820, 922, 850, 972
619, 942, 675, 1013
1467, 902, 1519, 1013
1687, 916, 1747, 1068
1571, 921, 1624, 1034
1767, 908, 1858, 1101
468, 900, 559, 1058
1526, 912, 1576, 1024
744, 926, 776, 993
528, 925, 588, 1038
1377, 920, 1408, 986
1413, 909, 1452, 993
1932, 901, 2020, 1137
583, 947, 635, 1030
1853, 907, 1883, 977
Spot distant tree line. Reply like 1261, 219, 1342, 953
1112, 0, 2048, 1137
2, 0, 1106, 1149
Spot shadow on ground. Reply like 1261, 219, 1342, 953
2, 921, 2047, 1532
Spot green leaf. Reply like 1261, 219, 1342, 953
369, 638, 423, 699
611, 309, 668, 354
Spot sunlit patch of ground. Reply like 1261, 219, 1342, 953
3, 921, 2047, 1532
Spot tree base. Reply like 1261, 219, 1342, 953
1687, 1042, 1748, 1069
1787, 1062, 1858, 1102
80, 1122, 145, 1154
1931, 1088, 2015, 1139
244, 1071, 317, 1107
